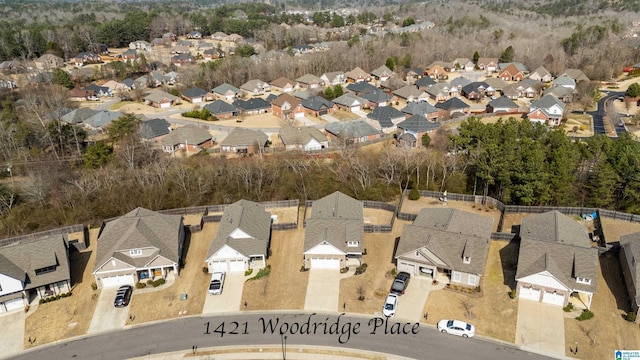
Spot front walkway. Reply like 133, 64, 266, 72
394, 275, 446, 321
515, 299, 565, 358
304, 269, 340, 312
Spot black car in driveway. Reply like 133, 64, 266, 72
114, 285, 133, 307
390, 272, 411, 295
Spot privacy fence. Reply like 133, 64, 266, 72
304, 199, 397, 233
0, 224, 85, 249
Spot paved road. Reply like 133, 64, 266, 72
590, 91, 624, 136
8, 313, 556, 360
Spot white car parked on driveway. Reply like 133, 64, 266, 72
382, 293, 398, 317
437, 319, 475, 338
208, 272, 225, 295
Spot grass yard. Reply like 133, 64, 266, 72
24, 228, 100, 348
400, 196, 502, 232
241, 224, 309, 310
561, 113, 593, 137
421, 240, 519, 342
109, 101, 135, 111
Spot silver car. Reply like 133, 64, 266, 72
382, 293, 398, 317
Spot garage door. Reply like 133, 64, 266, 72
229, 259, 245, 272
350, 106, 360, 112
519, 287, 541, 301
4, 298, 24, 312
160, 102, 171, 109
397, 262, 416, 274
310, 258, 340, 269
294, 112, 305, 118
100, 274, 135, 288
210, 261, 227, 273
319, 110, 328, 116
542, 291, 565, 306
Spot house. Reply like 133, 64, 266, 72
501, 84, 521, 100
171, 53, 195, 67
450, 76, 472, 91
425, 63, 447, 80
380, 77, 407, 92
177, 40, 193, 48
212, 83, 240, 101
303, 191, 364, 269
415, 76, 436, 90
486, 96, 518, 113
161, 124, 214, 154
296, 74, 323, 89
370, 65, 394, 82
397, 115, 441, 147
619, 232, 640, 322
34, 54, 64, 70
68, 88, 95, 102
211, 32, 228, 41
477, 58, 498, 72
291, 45, 313, 55
560, 69, 590, 83
484, 77, 509, 92
498, 62, 527, 81
270, 77, 299, 93
163, 32, 177, 41
272, 93, 305, 119
553, 75, 576, 90
226, 33, 244, 43
187, 31, 202, 39
345, 67, 370, 83
83, 110, 121, 130
138, 118, 171, 141
324, 120, 381, 144
60, 108, 98, 125
240, 79, 271, 96
424, 83, 450, 102
129, 41, 152, 51
435, 97, 470, 119
181, 87, 213, 103
203, 48, 224, 60
528, 94, 565, 126
197, 42, 214, 51
92, 207, 185, 288
233, 98, 272, 114
332, 93, 367, 112
401, 101, 439, 121
170, 46, 190, 54
453, 58, 475, 71
301, 96, 337, 117
144, 90, 179, 108
518, 78, 544, 97
279, 126, 329, 151
543, 85, 574, 103
0, 75, 17, 89
461, 82, 494, 100
0, 235, 71, 312
361, 89, 393, 108
516, 211, 598, 308
122, 78, 136, 90
73, 51, 102, 67
528, 66, 553, 82
320, 71, 346, 85
220, 127, 269, 154
204, 100, 238, 119
403, 67, 424, 83
366, 106, 406, 133
346, 81, 377, 96
85, 84, 113, 97
205, 200, 271, 273
103, 80, 130, 93
395, 208, 492, 286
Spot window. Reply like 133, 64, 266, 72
347, 241, 359, 247
415, 250, 420, 257
576, 277, 591, 285
129, 249, 142, 256
463, 256, 471, 264
35, 265, 56, 275
468, 275, 477, 285
453, 272, 461, 282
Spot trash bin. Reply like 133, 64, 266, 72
180, 293, 187, 301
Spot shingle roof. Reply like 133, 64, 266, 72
138, 118, 171, 139
415, 77, 436, 88
371, 65, 393, 78
325, 120, 379, 138
488, 96, 517, 109
620, 232, 640, 305
270, 77, 297, 89
161, 124, 212, 147
450, 76, 472, 88
145, 90, 178, 103
212, 83, 240, 95
435, 97, 470, 110
530, 94, 565, 113
499, 62, 528, 72
397, 115, 441, 133
271, 93, 301, 107
84, 110, 121, 128
232, 98, 271, 111
240, 79, 268, 92
484, 78, 509, 91
296, 74, 322, 85
530, 66, 551, 79
346, 82, 377, 94
520, 211, 590, 247
206, 200, 271, 259
321, 71, 344, 83
401, 101, 437, 116
304, 192, 364, 252
461, 81, 489, 96
182, 87, 208, 99
345, 67, 369, 80
60, 108, 98, 124
560, 69, 590, 82
220, 127, 268, 147
553, 75, 576, 87
367, 106, 405, 123
380, 77, 406, 91
544, 85, 573, 99
204, 100, 238, 115
332, 93, 366, 107
301, 96, 334, 111
393, 86, 423, 99
279, 126, 328, 146
361, 90, 392, 103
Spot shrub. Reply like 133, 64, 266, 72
249, 265, 272, 281
91, 282, 97, 291
355, 263, 368, 275
576, 309, 594, 321
474, 286, 481, 293
147, 279, 154, 285
408, 187, 420, 200
202, 266, 209, 274
391, 268, 397, 276
152, 278, 166, 287
136, 282, 147, 289
508, 289, 516, 299
244, 268, 253, 276
563, 303, 574, 312
340, 267, 349, 274
363, 248, 367, 255
300, 265, 307, 272
626, 312, 637, 322
181, 108, 212, 121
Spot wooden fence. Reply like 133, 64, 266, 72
0, 224, 85, 248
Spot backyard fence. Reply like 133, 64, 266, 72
0, 224, 85, 248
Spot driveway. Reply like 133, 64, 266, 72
202, 272, 244, 314
393, 277, 432, 321
87, 287, 130, 334
515, 299, 565, 357
304, 269, 340, 312
0, 309, 25, 358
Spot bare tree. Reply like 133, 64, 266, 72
460, 298, 476, 319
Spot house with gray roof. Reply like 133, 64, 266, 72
515, 211, 598, 308
345, 67, 370, 83
220, 127, 268, 154
461, 81, 494, 100
279, 126, 328, 151
450, 76, 472, 90
435, 97, 471, 119
304, 191, 364, 269
619, 232, 640, 322
346, 81, 377, 96
240, 79, 271, 96
295, 74, 324, 89
370, 65, 393, 82
486, 96, 518, 113
397, 115, 441, 147
325, 120, 381, 144
139, 118, 171, 141
212, 83, 240, 101
205, 200, 272, 273
361, 89, 393, 108
93, 207, 185, 288
395, 208, 493, 286
560, 69, 590, 83
528, 94, 565, 126
270, 77, 299, 93
528, 66, 552, 82
60, 108, 98, 125
320, 71, 345, 85
204, 100, 238, 119
161, 124, 214, 154
84, 110, 121, 130
0, 235, 71, 312
332, 93, 367, 112
366, 106, 406, 133
484, 77, 509, 92
181, 87, 213, 103
543, 85, 574, 103
380, 76, 406, 92
415, 76, 436, 90
553, 75, 576, 90
144, 90, 179, 108
232, 98, 271, 114
393, 86, 429, 102
424, 83, 451, 102
401, 101, 438, 121
301, 96, 337, 116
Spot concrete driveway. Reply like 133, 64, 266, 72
202, 272, 244, 314
0, 309, 25, 358
304, 269, 340, 312
394, 277, 432, 321
87, 287, 130, 334
515, 299, 565, 357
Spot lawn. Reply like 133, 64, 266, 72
421, 240, 519, 342
560, 113, 593, 137
400, 195, 502, 232
109, 101, 135, 111
331, 110, 362, 121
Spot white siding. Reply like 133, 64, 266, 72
0, 274, 23, 296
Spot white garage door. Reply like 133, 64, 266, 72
4, 298, 24, 312
542, 291, 565, 306
294, 112, 305, 119
350, 106, 360, 112
160, 102, 171, 109
519, 287, 541, 301
100, 274, 135, 288
310, 258, 340, 269
229, 259, 245, 272
210, 261, 227, 273
397, 262, 416, 274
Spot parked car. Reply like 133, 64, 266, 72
437, 319, 475, 338
113, 285, 133, 307
382, 293, 398, 317
208, 272, 225, 295
390, 272, 411, 295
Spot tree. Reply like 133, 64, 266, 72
346, 14, 356, 25
52, 68, 73, 89
402, 17, 415, 27
421, 133, 431, 147
83, 141, 114, 169
383, 13, 394, 22
626, 83, 640, 98
330, 15, 344, 28
323, 86, 335, 100
333, 84, 344, 98
235, 44, 256, 58
473, 51, 479, 64
499, 45, 515, 63
108, 113, 140, 143
385, 57, 395, 71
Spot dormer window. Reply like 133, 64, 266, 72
129, 249, 142, 256
35, 265, 56, 275
463, 256, 471, 264
415, 250, 420, 257
576, 277, 591, 285
347, 241, 358, 247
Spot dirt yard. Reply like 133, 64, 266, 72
24, 228, 101, 348
600, 217, 640, 243
422, 240, 519, 342
362, 208, 394, 225
241, 225, 309, 310
125, 222, 217, 324
564, 253, 640, 359
331, 110, 362, 121
339, 220, 410, 315
267, 206, 299, 224
400, 196, 502, 232
502, 213, 596, 235
560, 113, 593, 137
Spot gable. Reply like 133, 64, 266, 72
304, 242, 346, 256
0, 273, 24, 295
209, 244, 249, 261
229, 228, 253, 239
396, 247, 447, 267
517, 270, 570, 291
94, 257, 136, 274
